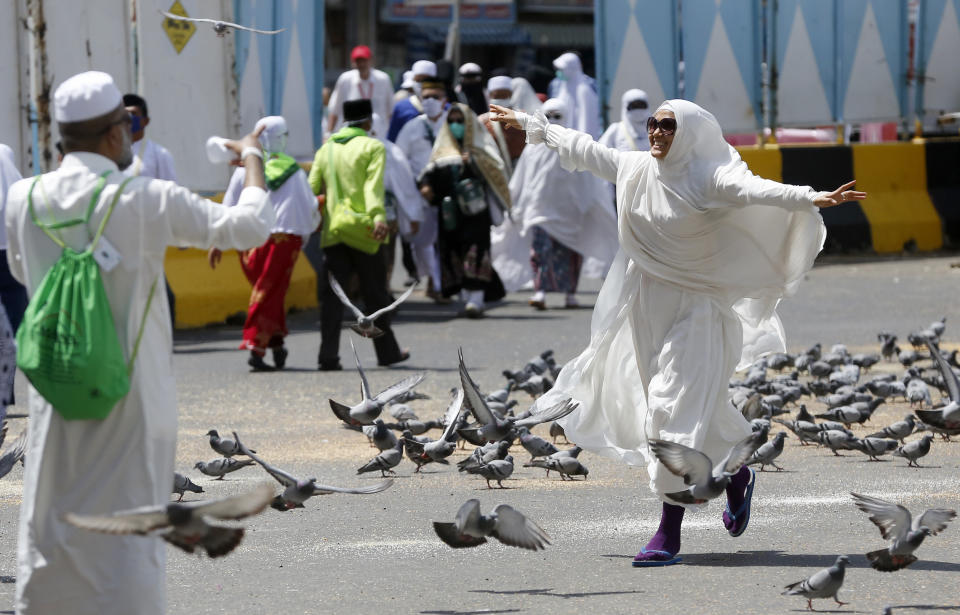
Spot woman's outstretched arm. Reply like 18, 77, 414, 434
489, 104, 621, 183
712, 162, 867, 211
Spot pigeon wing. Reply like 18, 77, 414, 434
719, 431, 765, 476
232, 431, 297, 487
648, 439, 713, 487
157, 10, 219, 25
188, 482, 275, 520
914, 508, 956, 535
851, 492, 911, 542
367, 282, 417, 321
454, 499, 482, 535
351, 340, 372, 400
0, 430, 26, 479
64, 505, 171, 535
513, 398, 578, 428
230, 23, 287, 35
458, 348, 496, 426
925, 338, 959, 403
439, 388, 466, 441
328, 273, 366, 320
433, 521, 487, 548
374, 373, 426, 405
491, 505, 551, 551
312, 478, 393, 495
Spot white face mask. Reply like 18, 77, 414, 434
626, 108, 647, 127
489, 98, 511, 108
422, 97, 444, 118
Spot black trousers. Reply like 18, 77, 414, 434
319, 243, 402, 365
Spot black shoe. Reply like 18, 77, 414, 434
318, 359, 343, 371
248, 353, 275, 372
378, 350, 410, 367
272, 346, 288, 369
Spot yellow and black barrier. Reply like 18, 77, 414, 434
738, 139, 959, 253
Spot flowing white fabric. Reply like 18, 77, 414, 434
6, 152, 275, 614
519, 100, 826, 507
372, 113, 426, 237
123, 138, 176, 182
0, 144, 23, 250
492, 99, 617, 291
509, 77, 543, 114
552, 53, 601, 139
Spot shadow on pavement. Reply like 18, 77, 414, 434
469, 588, 643, 600
422, 610, 522, 615
678, 550, 960, 572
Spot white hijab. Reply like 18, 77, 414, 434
255, 116, 288, 155
509, 77, 542, 113
620, 88, 649, 141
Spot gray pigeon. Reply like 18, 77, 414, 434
892, 434, 933, 467
915, 338, 960, 430
854, 437, 899, 461
0, 430, 26, 480
194, 458, 255, 480
782, 555, 850, 611
365, 419, 398, 452
524, 455, 588, 480
517, 426, 558, 460
65, 482, 275, 558
549, 421, 568, 443
389, 390, 431, 405
867, 415, 916, 444
357, 439, 404, 477
458, 439, 512, 473
746, 432, 787, 471
205, 429, 250, 457
329, 340, 425, 426
417, 388, 468, 462
648, 431, 764, 504
851, 492, 955, 571
465, 455, 514, 488
172, 472, 204, 501
817, 429, 859, 456
906, 378, 932, 408
458, 348, 577, 443
402, 429, 448, 472
327, 273, 417, 339
433, 499, 550, 550
233, 431, 393, 510
388, 404, 419, 421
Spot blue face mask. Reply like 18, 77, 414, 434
130, 114, 142, 134
555, 69, 567, 81
449, 121, 465, 140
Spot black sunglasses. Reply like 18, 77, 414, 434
545, 112, 564, 120
646, 116, 677, 135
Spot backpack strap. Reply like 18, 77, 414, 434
88, 176, 135, 254
27, 171, 111, 248
127, 276, 158, 375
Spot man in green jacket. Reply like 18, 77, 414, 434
309, 99, 408, 370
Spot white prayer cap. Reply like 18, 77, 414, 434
487, 76, 512, 92
459, 62, 482, 76
54, 71, 123, 123
255, 116, 288, 153
411, 60, 437, 77
401, 70, 415, 89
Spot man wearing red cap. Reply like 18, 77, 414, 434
328, 45, 394, 133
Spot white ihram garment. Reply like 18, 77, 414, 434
6, 152, 275, 614
123, 138, 176, 181
223, 166, 318, 240
519, 101, 826, 507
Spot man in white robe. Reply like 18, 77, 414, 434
7, 70, 276, 614
327, 45, 395, 133
122, 94, 176, 181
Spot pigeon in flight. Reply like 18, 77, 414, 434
915, 338, 960, 431
206, 429, 253, 457
158, 10, 286, 37
433, 499, 550, 551
172, 472, 204, 501
65, 482, 275, 558
329, 340, 425, 426
851, 492, 955, 571
328, 273, 416, 339
0, 430, 26, 480
194, 458, 254, 480
233, 432, 392, 510
648, 431, 764, 505
782, 555, 850, 611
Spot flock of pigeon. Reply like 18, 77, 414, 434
1, 312, 956, 611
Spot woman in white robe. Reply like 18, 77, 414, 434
491, 98, 616, 309
489, 99, 864, 564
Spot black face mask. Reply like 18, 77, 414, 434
459, 81, 487, 116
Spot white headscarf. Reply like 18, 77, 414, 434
255, 116, 288, 155
552, 53, 601, 138
541, 98, 570, 127
620, 89, 649, 140
509, 77, 542, 114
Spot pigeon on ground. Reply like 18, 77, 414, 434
158, 10, 286, 36
433, 499, 550, 550
401, 429, 447, 472
815, 405, 864, 425
465, 455, 514, 488
878, 332, 897, 360
172, 472, 204, 501
329, 340, 425, 426
809, 361, 833, 379
357, 439, 404, 477
817, 429, 859, 456
746, 432, 787, 471
915, 338, 960, 430
327, 273, 416, 339
851, 492, 955, 571
206, 429, 253, 457
234, 432, 392, 509
411, 388, 467, 464
765, 352, 794, 371
906, 377, 933, 408
65, 482, 275, 558
892, 434, 934, 467
458, 439, 512, 473
363, 419, 398, 451
929, 317, 947, 338
0, 430, 26, 480
867, 415, 917, 444
772, 418, 819, 445
517, 426, 559, 460
851, 353, 881, 370
524, 455, 589, 480
194, 458, 255, 480
897, 347, 919, 367
549, 421, 568, 443
486, 382, 514, 405
853, 437, 899, 461
388, 404, 419, 421
782, 555, 850, 611
648, 431, 765, 504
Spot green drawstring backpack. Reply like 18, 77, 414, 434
16, 171, 156, 420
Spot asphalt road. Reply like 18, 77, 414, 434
1, 253, 959, 614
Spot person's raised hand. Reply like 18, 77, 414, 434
814, 180, 867, 209
223, 123, 266, 157
489, 104, 521, 131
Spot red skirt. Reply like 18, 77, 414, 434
238, 233, 303, 353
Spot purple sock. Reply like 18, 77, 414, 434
639, 502, 684, 557
725, 466, 751, 514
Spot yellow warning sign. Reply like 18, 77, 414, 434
162, 1, 196, 55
